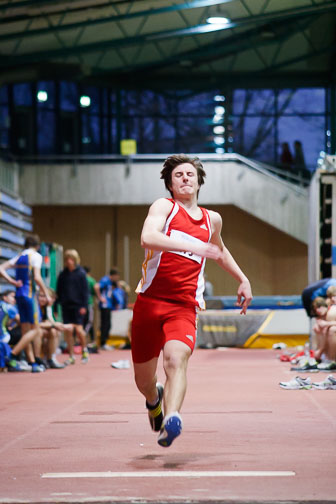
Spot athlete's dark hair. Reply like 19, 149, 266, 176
109, 268, 120, 276
24, 234, 40, 249
160, 154, 206, 198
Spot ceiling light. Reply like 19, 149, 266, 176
214, 136, 225, 145
206, 16, 230, 25
213, 125, 225, 134
37, 90, 48, 102
80, 95, 91, 107
214, 105, 225, 115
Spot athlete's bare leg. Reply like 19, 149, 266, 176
133, 357, 159, 403
326, 327, 336, 361
75, 324, 87, 349
162, 340, 191, 416
12, 322, 42, 362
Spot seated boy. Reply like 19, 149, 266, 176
35, 289, 73, 369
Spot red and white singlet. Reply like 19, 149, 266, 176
136, 199, 212, 309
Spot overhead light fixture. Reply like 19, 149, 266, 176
213, 114, 223, 124
216, 147, 225, 154
37, 90, 48, 102
214, 95, 225, 102
80, 95, 91, 107
213, 125, 225, 135
206, 16, 230, 25
214, 105, 225, 115
214, 136, 225, 145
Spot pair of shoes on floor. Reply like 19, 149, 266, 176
111, 359, 130, 369
290, 357, 319, 372
31, 362, 45, 373
47, 358, 65, 369
312, 374, 336, 390
7, 358, 24, 372
317, 361, 336, 371
279, 376, 312, 389
102, 344, 115, 351
18, 360, 32, 372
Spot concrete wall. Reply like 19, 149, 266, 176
19, 158, 308, 243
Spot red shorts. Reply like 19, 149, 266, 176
131, 294, 198, 363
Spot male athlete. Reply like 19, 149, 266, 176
131, 154, 252, 447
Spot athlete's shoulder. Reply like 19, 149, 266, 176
206, 209, 222, 227
148, 198, 175, 215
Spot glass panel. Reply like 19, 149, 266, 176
37, 110, 55, 154
121, 116, 139, 140
233, 89, 274, 115
37, 81, 55, 109
0, 86, 8, 105
102, 117, 109, 153
81, 86, 100, 113
179, 91, 222, 116
278, 88, 325, 114
60, 81, 78, 111
110, 90, 117, 115
111, 117, 117, 152
278, 115, 325, 172
82, 114, 100, 153
102, 89, 109, 115
13, 83, 32, 106
177, 117, 214, 153
0, 106, 9, 129
0, 130, 9, 149
232, 116, 275, 163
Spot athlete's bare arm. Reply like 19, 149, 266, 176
0, 259, 22, 288
33, 266, 52, 304
141, 198, 222, 260
208, 210, 252, 314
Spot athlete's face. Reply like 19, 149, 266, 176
169, 163, 200, 198
3, 292, 15, 305
315, 305, 327, 317
38, 292, 48, 306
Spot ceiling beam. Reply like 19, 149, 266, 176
0, 0, 335, 43
0, 0, 228, 26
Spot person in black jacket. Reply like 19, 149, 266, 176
56, 249, 89, 364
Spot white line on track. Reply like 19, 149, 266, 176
42, 470, 295, 479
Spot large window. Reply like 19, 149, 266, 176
232, 88, 327, 172
0, 82, 330, 171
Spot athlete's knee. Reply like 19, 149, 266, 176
163, 350, 189, 374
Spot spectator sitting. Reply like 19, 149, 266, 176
0, 234, 52, 373
0, 290, 19, 370
311, 296, 336, 369
35, 289, 73, 369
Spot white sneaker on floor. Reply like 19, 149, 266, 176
312, 374, 336, 390
317, 361, 336, 371
279, 376, 312, 389
103, 344, 115, 351
111, 359, 130, 369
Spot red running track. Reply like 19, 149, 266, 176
0, 347, 335, 503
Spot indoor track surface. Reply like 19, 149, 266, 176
1, 348, 335, 504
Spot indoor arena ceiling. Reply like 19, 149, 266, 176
0, 0, 336, 89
